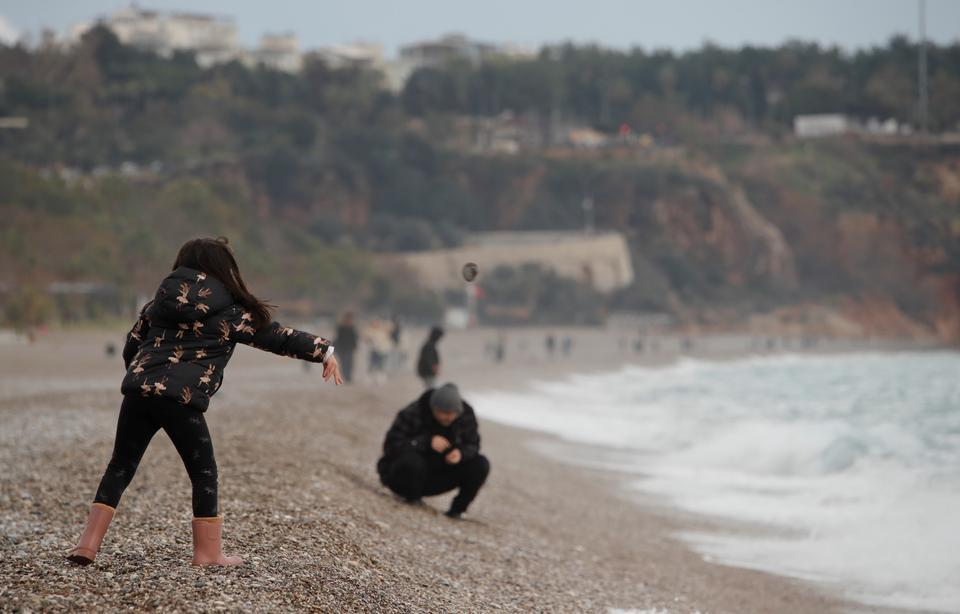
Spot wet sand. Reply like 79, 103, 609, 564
0, 327, 904, 612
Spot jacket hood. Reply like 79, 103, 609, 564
148, 266, 235, 324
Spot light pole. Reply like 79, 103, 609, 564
581, 196, 595, 234
918, 0, 929, 134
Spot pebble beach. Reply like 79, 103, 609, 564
0, 328, 888, 613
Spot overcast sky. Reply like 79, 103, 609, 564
1, 0, 959, 55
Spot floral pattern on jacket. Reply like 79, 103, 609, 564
121, 266, 331, 411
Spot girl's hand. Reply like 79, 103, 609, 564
323, 355, 343, 385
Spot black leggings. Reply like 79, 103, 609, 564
94, 395, 218, 517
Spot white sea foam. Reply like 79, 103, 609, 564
472, 352, 960, 612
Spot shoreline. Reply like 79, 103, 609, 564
0, 328, 928, 612
452, 338, 953, 614
443, 328, 940, 614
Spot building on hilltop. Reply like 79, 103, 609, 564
70, 5, 241, 67
400, 33, 533, 70
794, 114, 910, 139
314, 42, 385, 69
253, 32, 302, 73
393, 231, 635, 293
69, 5, 304, 72
310, 42, 412, 91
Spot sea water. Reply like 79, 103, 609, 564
472, 352, 960, 612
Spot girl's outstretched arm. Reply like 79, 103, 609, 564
241, 320, 333, 362
235, 316, 342, 384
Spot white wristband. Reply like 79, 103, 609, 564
322, 345, 335, 364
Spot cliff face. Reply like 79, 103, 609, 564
932, 275, 960, 343
442, 142, 960, 342
3, 138, 958, 341
722, 142, 960, 342
649, 182, 797, 291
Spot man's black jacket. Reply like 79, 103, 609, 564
377, 390, 481, 475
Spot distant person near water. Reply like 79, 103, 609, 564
390, 314, 402, 349
492, 333, 506, 363
416, 326, 444, 388
377, 383, 490, 519
334, 312, 359, 383
67, 237, 342, 568
389, 314, 405, 371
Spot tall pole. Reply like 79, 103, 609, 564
918, 0, 928, 134
581, 196, 595, 234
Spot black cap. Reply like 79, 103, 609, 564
430, 383, 463, 414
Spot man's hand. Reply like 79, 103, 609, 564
322, 355, 343, 385
444, 448, 462, 465
431, 435, 451, 453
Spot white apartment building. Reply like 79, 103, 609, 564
71, 6, 240, 67
70, 6, 303, 72
253, 32, 302, 73
400, 33, 534, 70
794, 114, 855, 138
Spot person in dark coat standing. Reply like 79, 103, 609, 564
416, 326, 444, 389
377, 383, 490, 518
334, 312, 359, 383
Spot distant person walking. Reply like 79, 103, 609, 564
334, 312, 359, 383
416, 326, 444, 389
388, 314, 405, 371
390, 314, 402, 350
67, 237, 342, 568
377, 383, 490, 518
493, 333, 506, 364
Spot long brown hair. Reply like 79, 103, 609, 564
173, 237, 274, 329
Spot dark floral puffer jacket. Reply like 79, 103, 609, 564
121, 266, 332, 412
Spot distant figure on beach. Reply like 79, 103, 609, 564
377, 383, 490, 519
389, 314, 404, 371
365, 319, 391, 383
416, 326, 444, 388
561, 336, 573, 357
390, 314, 402, 349
545, 333, 556, 357
67, 237, 342, 568
334, 312, 359, 383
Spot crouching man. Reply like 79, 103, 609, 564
377, 383, 490, 518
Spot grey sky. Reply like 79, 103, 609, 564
2, 0, 959, 55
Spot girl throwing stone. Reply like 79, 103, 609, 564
68, 236, 342, 567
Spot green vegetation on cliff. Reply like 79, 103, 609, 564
1, 29, 958, 334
